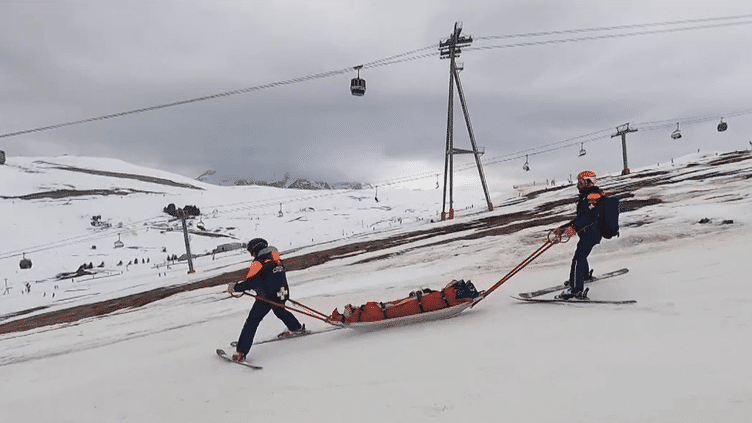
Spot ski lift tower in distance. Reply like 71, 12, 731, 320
611, 122, 637, 176
439, 22, 493, 220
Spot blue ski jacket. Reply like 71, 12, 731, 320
562, 185, 605, 244
233, 246, 290, 302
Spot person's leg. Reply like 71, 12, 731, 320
236, 301, 272, 356
571, 239, 596, 293
272, 303, 303, 331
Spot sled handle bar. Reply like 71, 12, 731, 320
228, 288, 338, 325
477, 229, 567, 303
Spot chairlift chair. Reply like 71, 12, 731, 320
522, 155, 530, 172
114, 233, 124, 248
717, 118, 727, 132
578, 143, 586, 157
350, 65, 366, 96
671, 123, 682, 140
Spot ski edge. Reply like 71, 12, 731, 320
216, 349, 263, 369
511, 296, 637, 304
231, 326, 343, 348
518, 268, 630, 299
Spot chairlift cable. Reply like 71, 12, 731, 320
475, 13, 752, 41
2, 15, 750, 139
467, 19, 752, 53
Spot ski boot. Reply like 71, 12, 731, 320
231, 351, 247, 362
574, 287, 590, 300
277, 324, 308, 339
555, 288, 576, 300
555, 287, 589, 300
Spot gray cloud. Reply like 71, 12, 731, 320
2, 0, 751, 191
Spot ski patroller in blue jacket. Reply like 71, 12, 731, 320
562, 185, 605, 244
233, 246, 290, 302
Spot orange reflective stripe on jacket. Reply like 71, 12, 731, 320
245, 261, 263, 279
587, 192, 602, 205
245, 249, 282, 279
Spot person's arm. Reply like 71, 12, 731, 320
233, 261, 263, 292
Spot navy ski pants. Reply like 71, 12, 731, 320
568, 237, 598, 293
236, 299, 302, 355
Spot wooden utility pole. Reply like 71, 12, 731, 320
439, 22, 493, 220
612, 123, 637, 176
178, 208, 195, 274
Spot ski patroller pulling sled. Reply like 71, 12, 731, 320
224, 230, 627, 336
229, 282, 484, 333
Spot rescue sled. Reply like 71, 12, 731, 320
332, 299, 480, 331
326, 279, 482, 331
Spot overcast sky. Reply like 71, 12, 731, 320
2, 0, 751, 193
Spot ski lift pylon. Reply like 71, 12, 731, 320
350, 65, 366, 96
717, 118, 727, 132
671, 122, 682, 140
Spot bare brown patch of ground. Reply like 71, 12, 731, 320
7, 151, 752, 335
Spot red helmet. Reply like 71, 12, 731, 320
577, 170, 596, 185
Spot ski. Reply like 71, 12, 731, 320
517, 268, 629, 299
511, 296, 636, 304
276, 328, 313, 339
216, 349, 263, 370
230, 326, 343, 348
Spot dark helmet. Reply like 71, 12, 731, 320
246, 238, 268, 257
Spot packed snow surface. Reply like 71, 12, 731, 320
2, 151, 751, 422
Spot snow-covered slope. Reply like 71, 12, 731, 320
2, 150, 751, 422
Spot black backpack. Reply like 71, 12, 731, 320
599, 195, 620, 239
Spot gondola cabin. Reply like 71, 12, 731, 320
718, 118, 727, 132
350, 78, 366, 96
350, 65, 366, 96
19, 253, 32, 269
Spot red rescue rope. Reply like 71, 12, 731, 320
234, 290, 338, 325
230, 229, 572, 321
475, 230, 571, 304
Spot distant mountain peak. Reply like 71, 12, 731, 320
196, 170, 363, 190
